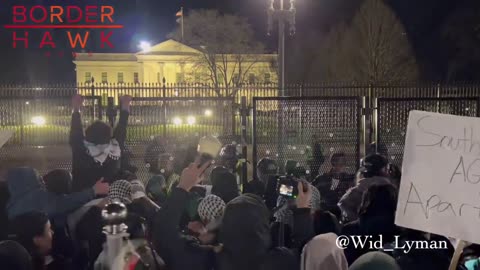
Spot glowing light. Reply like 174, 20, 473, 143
173, 117, 183, 125
25, 101, 30, 105
31, 116, 46, 126
138, 41, 151, 53
187, 116, 196, 125
34, 87, 42, 91
204, 109, 213, 117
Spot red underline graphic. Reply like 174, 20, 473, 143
4, 25, 124, 29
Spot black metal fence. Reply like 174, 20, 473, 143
375, 97, 480, 167
3, 82, 480, 101
1, 82, 480, 179
252, 97, 363, 177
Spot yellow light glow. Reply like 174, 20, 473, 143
187, 116, 196, 125
204, 109, 213, 117
31, 116, 46, 126
173, 117, 183, 125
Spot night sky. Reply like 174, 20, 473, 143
0, 0, 463, 82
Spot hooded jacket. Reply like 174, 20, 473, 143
217, 194, 315, 270
349, 252, 400, 270
152, 188, 215, 270
152, 189, 314, 270
301, 233, 348, 270
218, 194, 272, 270
338, 176, 391, 222
6, 167, 95, 220
70, 110, 129, 192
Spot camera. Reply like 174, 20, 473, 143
276, 175, 298, 198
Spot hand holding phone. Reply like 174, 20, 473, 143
197, 136, 222, 168
277, 176, 299, 198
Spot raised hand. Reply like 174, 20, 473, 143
177, 160, 212, 192
296, 180, 312, 209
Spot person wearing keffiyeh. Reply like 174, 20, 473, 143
70, 94, 132, 192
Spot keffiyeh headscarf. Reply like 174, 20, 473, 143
108, 180, 133, 205
84, 139, 121, 165
198, 195, 226, 226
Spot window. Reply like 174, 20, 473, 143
101, 72, 108, 83
117, 72, 124, 83
85, 72, 91, 83
248, 73, 256, 84
134, 72, 139, 83
264, 73, 271, 83
176, 72, 185, 83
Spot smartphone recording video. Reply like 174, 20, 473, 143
276, 176, 298, 198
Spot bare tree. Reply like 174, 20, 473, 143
322, 0, 419, 83
169, 10, 267, 97
442, 0, 480, 82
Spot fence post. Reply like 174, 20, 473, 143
162, 78, 167, 138
361, 96, 367, 159
240, 96, 248, 188
436, 83, 441, 113
90, 77, 95, 122
368, 84, 374, 146
252, 98, 258, 180
372, 97, 379, 152
19, 103, 24, 146
106, 97, 116, 127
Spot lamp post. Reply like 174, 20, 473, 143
267, 0, 296, 173
267, 0, 296, 96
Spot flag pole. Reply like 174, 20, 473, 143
181, 7, 184, 42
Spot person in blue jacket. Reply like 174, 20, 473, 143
6, 167, 109, 220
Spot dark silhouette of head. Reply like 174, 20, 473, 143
43, 169, 72, 195
313, 210, 341, 236
85, 121, 112, 145
362, 154, 389, 178
359, 184, 397, 219
10, 211, 53, 257
331, 152, 347, 171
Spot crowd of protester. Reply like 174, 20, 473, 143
0, 94, 479, 270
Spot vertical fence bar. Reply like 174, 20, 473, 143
91, 79, 95, 122
436, 83, 441, 112
252, 98, 258, 180
357, 97, 363, 169
162, 78, 167, 138
107, 97, 116, 127
373, 98, 379, 152
240, 96, 248, 188
361, 96, 367, 159
19, 102, 24, 145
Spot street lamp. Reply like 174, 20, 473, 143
267, 0, 296, 96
